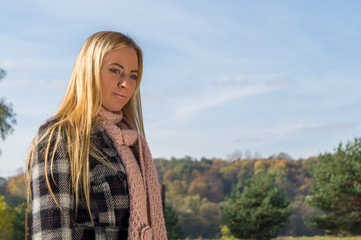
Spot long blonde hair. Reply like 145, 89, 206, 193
26, 31, 144, 217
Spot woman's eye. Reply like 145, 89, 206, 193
109, 68, 120, 74
130, 74, 138, 80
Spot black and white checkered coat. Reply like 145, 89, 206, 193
31, 119, 130, 239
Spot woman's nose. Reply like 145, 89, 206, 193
117, 75, 130, 88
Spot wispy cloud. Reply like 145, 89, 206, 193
155, 78, 282, 126
0, 78, 67, 89
300, 122, 361, 133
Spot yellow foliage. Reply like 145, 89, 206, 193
254, 159, 263, 170
7, 174, 26, 198
212, 158, 223, 164
220, 225, 238, 240
211, 158, 227, 170
268, 160, 287, 175
0, 195, 13, 239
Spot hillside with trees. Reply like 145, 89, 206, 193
0, 154, 321, 239
2, 145, 361, 239
0, 148, 361, 239
155, 154, 324, 239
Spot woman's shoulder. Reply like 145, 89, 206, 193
38, 117, 60, 132
35, 117, 64, 144
33, 118, 68, 164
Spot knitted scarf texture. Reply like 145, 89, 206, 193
98, 107, 167, 240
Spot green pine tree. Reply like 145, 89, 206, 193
164, 204, 184, 239
306, 137, 361, 235
9, 202, 32, 240
222, 167, 291, 240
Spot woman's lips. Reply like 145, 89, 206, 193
113, 92, 126, 99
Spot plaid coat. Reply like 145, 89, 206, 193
31, 119, 130, 240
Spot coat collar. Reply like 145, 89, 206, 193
90, 124, 118, 158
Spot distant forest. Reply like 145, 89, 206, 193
154, 153, 324, 238
0, 152, 324, 239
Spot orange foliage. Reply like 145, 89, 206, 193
163, 169, 177, 183
187, 176, 208, 196
6, 174, 25, 198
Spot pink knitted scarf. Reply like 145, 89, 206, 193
98, 107, 167, 240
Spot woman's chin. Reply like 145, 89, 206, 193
101, 105, 123, 113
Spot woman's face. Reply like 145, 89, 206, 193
100, 47, 139, 112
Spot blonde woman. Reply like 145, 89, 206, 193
26, 31, 167, 240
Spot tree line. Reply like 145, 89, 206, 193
154, 143, 361, 239
1, 136, 361, 239
154, 155, 316, 239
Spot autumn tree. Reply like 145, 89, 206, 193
222, 167, 291, 240
220, 225, 238, 240
0, 68, 16, 155
5, 173, 26, 204
187, 171, 224, 202
0, 195, 13, 239
172, 156, 204, 182
306, 137, 361, 235
0, 173, 29, 239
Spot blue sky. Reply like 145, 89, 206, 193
0, 0, 361, 177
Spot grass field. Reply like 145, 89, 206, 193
277, 237, 361, 240
186, 237, 361, 240
185, 236, 361, 240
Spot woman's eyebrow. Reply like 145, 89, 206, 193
110, 63, 138, 73
110, 63, 124, 68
